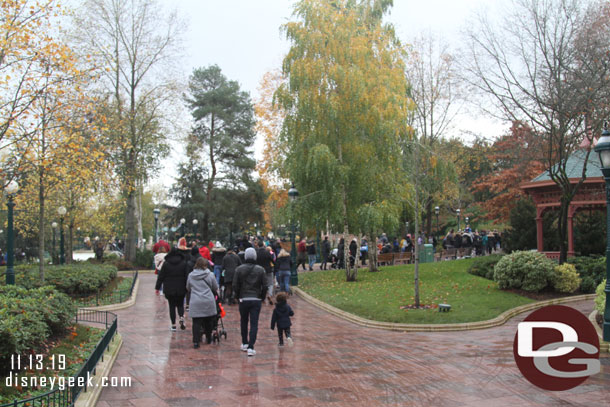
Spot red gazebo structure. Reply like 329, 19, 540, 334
521, 149, 605, 259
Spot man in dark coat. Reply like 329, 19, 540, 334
256, 241, 275, 305
155, 247, 188, 331
222, 249, 241, 304
320, 236, 330, 270
234, 247, 266, 356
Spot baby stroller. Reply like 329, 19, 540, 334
212, 295, 227, 343
330, 248, 339, 269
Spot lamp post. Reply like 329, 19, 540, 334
456, 208, 461, 232
406, 221, 409, 235
52, 222, 58, 265
288, 184, 299, 286
192, 219, 198, 237
153, 208, 160, 243
465, 216, 470, 229
57, 206, 67, 264
435, 206, 440, 240
5, 180, 18, 285
180, 218, 186, 237
594, 121, 610, 341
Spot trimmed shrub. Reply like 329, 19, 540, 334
0, 286, 75, 374
135, 248, 154, 269
553, 263, 581, 293
567, 256, 605, 294
467, 254, 504, 280
493, 250, 556, 292
5, 263, 118, 295
595, 279, 606, 316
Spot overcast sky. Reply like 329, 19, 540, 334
156, 0, 505, 188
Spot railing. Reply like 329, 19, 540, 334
0, 310, 118, 407
73, 270, 138, 307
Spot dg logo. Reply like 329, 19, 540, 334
513, 305, 601, 391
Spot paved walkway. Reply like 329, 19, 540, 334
97, 273, 609, 407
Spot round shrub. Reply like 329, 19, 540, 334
595, 279, 606, 316
493, 250, 555, 292
553, 263, 581, 293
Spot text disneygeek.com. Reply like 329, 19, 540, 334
5, 372, 132, 391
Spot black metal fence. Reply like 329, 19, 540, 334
73, 270, 138, 307
0, 310, 118, 407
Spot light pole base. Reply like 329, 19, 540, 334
604, 321, 610, 343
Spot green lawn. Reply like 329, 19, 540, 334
299, 259, 535, 324
74, 276, 133, 307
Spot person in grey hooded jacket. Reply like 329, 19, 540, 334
186, 257, 218, 348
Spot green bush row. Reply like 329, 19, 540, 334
595, 280, 606, 316
0, 286, 75, 374
566, 256, 606, 294
467, 254, 504, 280
5, 263, 118, 295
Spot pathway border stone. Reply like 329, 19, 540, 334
294, 287, 596, 332
74, 333, 123, 407
80, 273, 140, 312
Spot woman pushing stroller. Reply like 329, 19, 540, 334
186, 257, 218, 348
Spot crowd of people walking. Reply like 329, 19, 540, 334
153, 236, 294, 355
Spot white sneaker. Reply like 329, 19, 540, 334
240, 344, 248, 352
286, 337, 294, 347
247, 348, 256, 357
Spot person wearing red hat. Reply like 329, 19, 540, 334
153, 239, 170, 254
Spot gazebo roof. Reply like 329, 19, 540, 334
530, 149, 602, 182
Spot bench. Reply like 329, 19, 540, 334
393, 252, 412, 264
377, 253, 394, 266
439, 303, 451, 312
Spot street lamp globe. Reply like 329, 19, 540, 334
57, 206, 67, 216
193, 219, 198, 225
52, 222, 58, 228
595, 123, 610, 169
180, 218, 186, 225
5, 180, 18, 195
153, 208, 160, 220
456, 208, 461, 216
434, 206, 440, 215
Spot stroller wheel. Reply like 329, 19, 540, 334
222, 331, 227, 339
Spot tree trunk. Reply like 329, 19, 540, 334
66, 224, 73, 264
124, 190, 137, 262
368, 232, 379, 272
38, 176, 45, 282
557, 195, 570, 264
425, 199, 433, 238
137, 182, 143, 248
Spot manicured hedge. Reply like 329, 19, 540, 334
467, 254, 504, 280
596, 280, 606, 317
0, 286, 75, 374
4, 263, 118, 295
567, 256, 605, 294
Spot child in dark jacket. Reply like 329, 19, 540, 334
270, 292, 294, 346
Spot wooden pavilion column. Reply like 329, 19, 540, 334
567, 205, 578, 257
536, 206, 545, 252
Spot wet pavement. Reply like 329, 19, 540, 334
97, 273, 610, 407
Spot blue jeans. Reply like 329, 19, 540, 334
213, 265, 222, 286
279, 269, 291, 293
239, 300, 262, 349
308, 254, 316, 270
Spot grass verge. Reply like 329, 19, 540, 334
0, 324, 105, 404
299, 259, 536, 324
74, 276, 133, 307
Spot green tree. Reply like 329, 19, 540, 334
182, 65, 259, 243
277, 0, 411, 281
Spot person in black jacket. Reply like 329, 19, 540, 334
337, 238, 345, 269
221, 249, 241, 304
233, 247, 266, 356
270, 292, 294, 346
320, 236, 330, 270
349, 238, 358, 268
256, 241, 275, 305
155, 247, 188, 331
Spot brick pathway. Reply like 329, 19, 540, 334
97, 273, 610, 407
